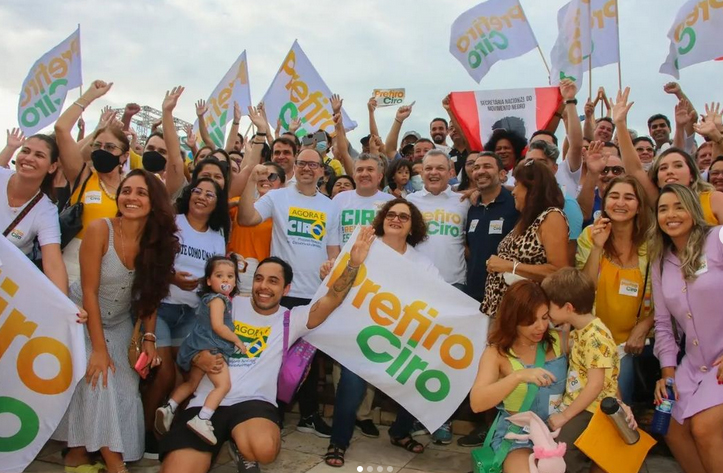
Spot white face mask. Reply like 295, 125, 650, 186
410, 175, 423, 191
642, 161, 653, 172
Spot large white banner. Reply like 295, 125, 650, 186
550, 0, 620, 85
449, 0, 539, 83
194, 51, 252, 148
660, 0, 723, 78
261, 40, 357, 138
18, 27, 82, 136
305, 228, 488, 433
0, 238, 85, 473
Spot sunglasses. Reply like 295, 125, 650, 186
267, 173, 279, 182
601, 166, 625, 176
191, 187, 217, 200
385, 211, 411, 223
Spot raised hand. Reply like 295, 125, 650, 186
233, 101, 241, 122
124, 103, 141, 117
663, 82, 682, 96
331, 94, 343, 114
610, 88, 633, 125
693, 118, 723, 142
559, 78, 578, 101
585, 140, 608, 175
183, 124, 196, 148
674, 99, 694, 127
289, 117, 302, 133
584, 98, 595, 118
257, 101, 267, 119
368, 97, 378, 113
396, 104, 413, 122
247, 105, 268, 133
83, 80, 113, 102
250, 163, 270, 182
349, 226, 376, 267
704, 102, 722, 131
372, 135, 386, 156
6, 128, 25, 149
162, 86, 185, 113
195, 99, 208, 117
442, 94, 451, 111
98, 107, 116, 129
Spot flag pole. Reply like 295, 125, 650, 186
517, 2, 551, 81
535, 46, 552, 78
614, 0, 622, 90
588, 56, 592, 101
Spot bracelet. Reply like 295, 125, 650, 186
256, 132, 267, 136
73, 101, 86, 111
565, 98, 578, 105
232, 121, 240, 126
512, 261, 520, 275
252, 141, 265, 145
346, 260, 360, 271
142, 338, 156, 344
395, 119, 402, 125
143, 332, 157, 341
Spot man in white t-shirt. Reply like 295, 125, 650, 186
406, 149, 470, 444
159, 234, 375, 473
328, 153, 393, 449
237, 148, 341, 437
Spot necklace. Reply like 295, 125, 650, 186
99, 178, 117, 200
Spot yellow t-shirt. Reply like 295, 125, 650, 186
563, 318, 619, 414
129, 149, 143, 170
70, 171, 118, 239
325, 156, 344, 176
699, 190, 718, 225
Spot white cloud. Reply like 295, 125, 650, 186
0, 0, 720, 147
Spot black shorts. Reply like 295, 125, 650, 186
158, 400, 281, 462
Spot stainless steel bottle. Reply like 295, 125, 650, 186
601, 397, 640, 445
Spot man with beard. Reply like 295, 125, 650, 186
237, 152, 341, 439
159, 230, 375, 473
577, 141, 624, 226
430, 117, 451, 153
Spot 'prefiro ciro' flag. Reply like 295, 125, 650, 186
449, 87, 562, 151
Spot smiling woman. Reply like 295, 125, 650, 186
0, 133, 69, 294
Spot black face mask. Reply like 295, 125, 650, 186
91, 149, 120, 174
143, 151, 167, 173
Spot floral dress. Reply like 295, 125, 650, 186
481, 207, 568, 317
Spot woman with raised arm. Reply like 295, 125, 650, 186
614, 87, 723, 225
55, 169, 179, 473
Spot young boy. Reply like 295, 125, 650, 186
541, 268, 620, 473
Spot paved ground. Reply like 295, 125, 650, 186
25, 413, 683, 473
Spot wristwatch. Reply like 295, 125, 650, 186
565, 99, 578, 105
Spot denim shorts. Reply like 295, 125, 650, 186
156, 302, 197, 348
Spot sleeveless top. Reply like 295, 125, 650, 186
699, 190, 718, 225
502, 331, 567, 413
70, 171, 118, 239
481, 207, 568, 317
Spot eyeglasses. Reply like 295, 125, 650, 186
91, 142, 121, 153
295, 160, 321, 170
635, 147, 654, 153
267, 173, 279, 182
191, 187, 217, 200
385, 211, 411, 223
601, 166, 625, 176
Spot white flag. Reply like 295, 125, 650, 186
194, 51, 252, 148
305, 227, 487, 433
18, 27, 82, 135
0, 237, 85, 473
449, 0, 539, 83
550, 0, 620, 85
262, 40, 356, 137
660, 0, 723, 78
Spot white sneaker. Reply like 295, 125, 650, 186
155, 404, 175, 435
187, 415, 217, 445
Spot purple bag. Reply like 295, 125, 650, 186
277, 309, 317, 403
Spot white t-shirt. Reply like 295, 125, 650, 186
188, 296, 311, 408
401, 244, 442, 280
255, 185, 341, 299
556, 158, 582, 198
0, 168, 60, 255
165, 214, 226, 308
407, 186, 469, 285
333, 190, 394, 243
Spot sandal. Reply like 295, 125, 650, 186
324, 444, 346, 468
390, 435, 425, 453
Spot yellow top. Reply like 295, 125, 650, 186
562, 318, 619, 414
129, 149, 143, 170
325, 156, 344, 177
70, 171, 118, 239
576, 226, 652, 345
699, 190, 718, 225
502, 331, 562, 412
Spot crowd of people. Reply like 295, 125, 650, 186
3, 75, 723, 473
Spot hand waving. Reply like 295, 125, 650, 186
163, 86, 185, 113
349, 226, 376, 267
195, 99, 208, 117
6, 128, 25, 149
331, 94, 343, 114
610, 88, 634, 125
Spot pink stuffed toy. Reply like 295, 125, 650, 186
503, 411, 566, 473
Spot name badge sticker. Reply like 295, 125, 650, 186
695, 256, 709, 276
619, 279, 640, 297
469, 219, 479, 233
489, 219, 503, 235
84, 191, 102, 204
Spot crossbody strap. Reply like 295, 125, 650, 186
66, 165, 92, 210
636, 262, 651, 320
281, 310, 290, 364
3, 191, 44, 237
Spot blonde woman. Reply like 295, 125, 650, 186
650, 184, 723, 473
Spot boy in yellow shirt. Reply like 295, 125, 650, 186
541, 268, 620, 473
